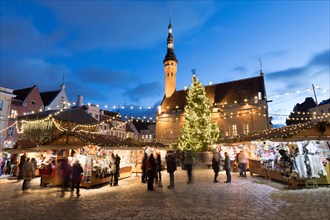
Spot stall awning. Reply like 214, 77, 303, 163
14, 139, 39, 149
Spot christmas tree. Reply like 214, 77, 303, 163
178, 72, 220, 151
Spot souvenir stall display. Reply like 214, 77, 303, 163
41, 145, 137, 189
248, 140, 329, 187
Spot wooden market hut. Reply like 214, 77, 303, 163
216, 121, 330, 188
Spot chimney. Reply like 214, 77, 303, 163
77, 95, 83, 107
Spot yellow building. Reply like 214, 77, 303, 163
156, 22, 271, 145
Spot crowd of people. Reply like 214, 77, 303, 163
5, 149, 248, 196
139, 149, 248, 191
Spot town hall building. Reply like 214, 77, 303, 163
156, 22, 271, 144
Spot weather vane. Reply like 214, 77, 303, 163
191, 68, 197, 76
168, 10, 172, 22
259, 57, 263, 72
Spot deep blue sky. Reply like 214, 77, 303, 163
1, 1, 329, 125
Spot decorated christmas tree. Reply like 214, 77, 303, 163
178, 71, 220, 151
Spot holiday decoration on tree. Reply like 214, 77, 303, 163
178, 70, 220, 151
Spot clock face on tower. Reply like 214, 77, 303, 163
168, 43, 173, 49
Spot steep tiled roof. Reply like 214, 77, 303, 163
161, 75, 266, 110
40, 90, 61, 106
18, 107, 98, 124
13, 86, 36, 101
132, 121, 154, 132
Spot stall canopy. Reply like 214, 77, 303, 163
13, 139, 39, 149
41, 131, 138, 147
217, 121, 330, 143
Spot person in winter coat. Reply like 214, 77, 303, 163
212, 153, 220, 183
183, 151, 194, 184
71, 160, 84, 197
154, 151, 162, 187
238, 150, 247, 177
109, 153, 117, 186
141, 153, 148, 183
166, 151, 177, 189
60, 158, 72, 196
22, 158, 35, 191
147, 154, 157, 191
224, 152, 231, 183
17, 153, 27, 180
114, 154, 121, 186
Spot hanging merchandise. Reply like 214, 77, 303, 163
83, 155, 93, 183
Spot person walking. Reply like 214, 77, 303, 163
224, 152, 231, 183
71, 160, 84, 197
22, 158, 35, 192
183, 151, 194, 184
212, 153, 220, 183
109, 153, 116, 186
166, 150, 177, 189
147, 154, 157, 191
114, 154, 121, 186
238, 150, 247, 177
60, 158, 72, 197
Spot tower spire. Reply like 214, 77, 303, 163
163, 17, 178, 98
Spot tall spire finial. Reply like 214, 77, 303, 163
259, 57, 263, 74
168, 10, 172, 24
62, 73, 65, 85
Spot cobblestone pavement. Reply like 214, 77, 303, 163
0, 167, 329, 220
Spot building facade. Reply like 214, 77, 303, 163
40, 84, 69, 111
0, 87, 16, 149
6, 85, 44, 147
156, 22, 270, 144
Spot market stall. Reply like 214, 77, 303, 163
217, 121, 330, 188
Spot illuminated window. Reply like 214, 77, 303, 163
225, 125, 230, 136
142, 135, 144, 139
243, 124, 249, 134
232, 124, 237, 136
10, 110, 17, 118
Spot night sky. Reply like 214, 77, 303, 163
1, 1, 329, 125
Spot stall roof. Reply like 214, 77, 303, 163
13, 139, 39, 149
41, 131, 138, 147
217, 121, 330, 143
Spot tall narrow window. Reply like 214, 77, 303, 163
232, 124, 237, 136
225, 125, 230, 136
243, 124, 249, 134
8, 126, 15, 137
0, 100, 3, 110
